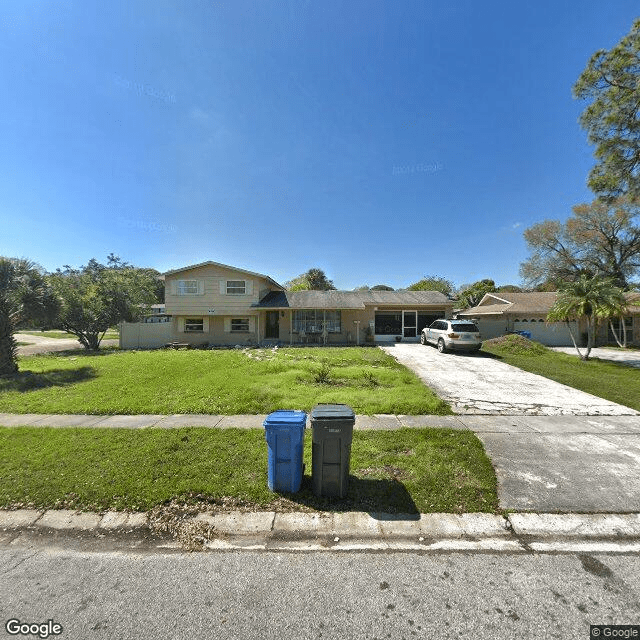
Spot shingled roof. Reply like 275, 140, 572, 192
253, 290, 451, 310
458, 292, 560, 316
459, 291, 640, 317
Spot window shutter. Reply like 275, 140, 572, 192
249, 317, 256, 332
202, 317, 209, 332
198, 280, 204, 295
224, 318, 231, 332
171, 280, 177, 295
246, 280, 253, 295
220, 281, 226, 295
178, 317, 185, 332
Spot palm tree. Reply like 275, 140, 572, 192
0, 258, 58, 376
546, 275, 627, 360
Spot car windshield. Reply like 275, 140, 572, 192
451, 323, 479, 333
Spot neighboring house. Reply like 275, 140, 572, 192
142, 304, 171, 323
457, 292, 640, 346
120, 260, 453, 349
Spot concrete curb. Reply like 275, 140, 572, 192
3, 510, 640, 553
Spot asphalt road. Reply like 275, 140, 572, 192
1, 546, 639, 640
382, 343, 638, 415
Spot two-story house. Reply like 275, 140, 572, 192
119, 260, 454, 349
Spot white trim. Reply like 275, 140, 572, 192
402, 310, 418, 337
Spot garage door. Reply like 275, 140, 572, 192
513, 321, 578, 347
474, 319, 507, 340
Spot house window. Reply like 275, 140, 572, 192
293, 310, 341, 333
226, 280, 246, 295
177, 280, 199, 295
231, 318, 250, 332
184, 318, 204, 332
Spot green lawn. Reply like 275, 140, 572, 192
0, 426, 498, 514
482, 335, 640, 411
1, 347, 451, 415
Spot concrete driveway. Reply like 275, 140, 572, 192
552, 346, 640, 369
15, 333, 118, 356
381, 342, 637, 416
460, 415, 640, 512
383, 343, 640, 511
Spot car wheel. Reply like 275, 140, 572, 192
437, 339, 446, 353
420, 332, 427, 345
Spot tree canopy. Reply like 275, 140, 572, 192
352, 284, 394, 291
457, 279, 497, 309
406, 276, 454, 296
285, 268, 336, 291
49, 256, 160, 350
370, 284, 394, 291
573, 18, 640, 200
520, 198, 640, 289
0, 257, 58, 375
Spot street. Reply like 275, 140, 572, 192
1, 546, 639, 640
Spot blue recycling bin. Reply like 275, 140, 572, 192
263, 410, 307, 493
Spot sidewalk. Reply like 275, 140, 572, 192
2, 412, 640, 514
0, 412, 463, 429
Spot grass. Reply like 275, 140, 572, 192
482, 334, 640, 411
1, 347, 451, 415
19, 329, 119, 340
0, 426, 498, 514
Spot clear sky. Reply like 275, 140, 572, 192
1, 1, 638, 290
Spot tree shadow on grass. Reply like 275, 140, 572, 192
0, 367, 97, 392
281, 475, 420, 517
34, 346, 120, 358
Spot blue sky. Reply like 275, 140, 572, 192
1, 1, 638, 290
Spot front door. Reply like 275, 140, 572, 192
403, 311, 417, 338
265, 311, 279, 339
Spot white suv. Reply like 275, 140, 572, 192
421, 319, 482, 353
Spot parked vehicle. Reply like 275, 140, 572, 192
420, 319, 482, 353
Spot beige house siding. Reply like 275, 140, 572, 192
169, 314, 261, 346
165, 264, 275, 316
273, 308, 375, 344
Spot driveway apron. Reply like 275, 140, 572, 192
382, 343, 640, 512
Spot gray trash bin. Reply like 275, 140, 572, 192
311, 403, 355, 498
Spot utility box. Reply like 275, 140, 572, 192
311, 404, 355, 498
263, 410, 307, 493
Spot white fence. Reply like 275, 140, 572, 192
120, 321, 172, 350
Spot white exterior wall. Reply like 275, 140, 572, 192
512, 320, 578, 346
474, 319, 508, 340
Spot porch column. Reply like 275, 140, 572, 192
290, 310, 293, 346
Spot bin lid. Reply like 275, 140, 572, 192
310, 404, 355, 420
263, 410, 307, 428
